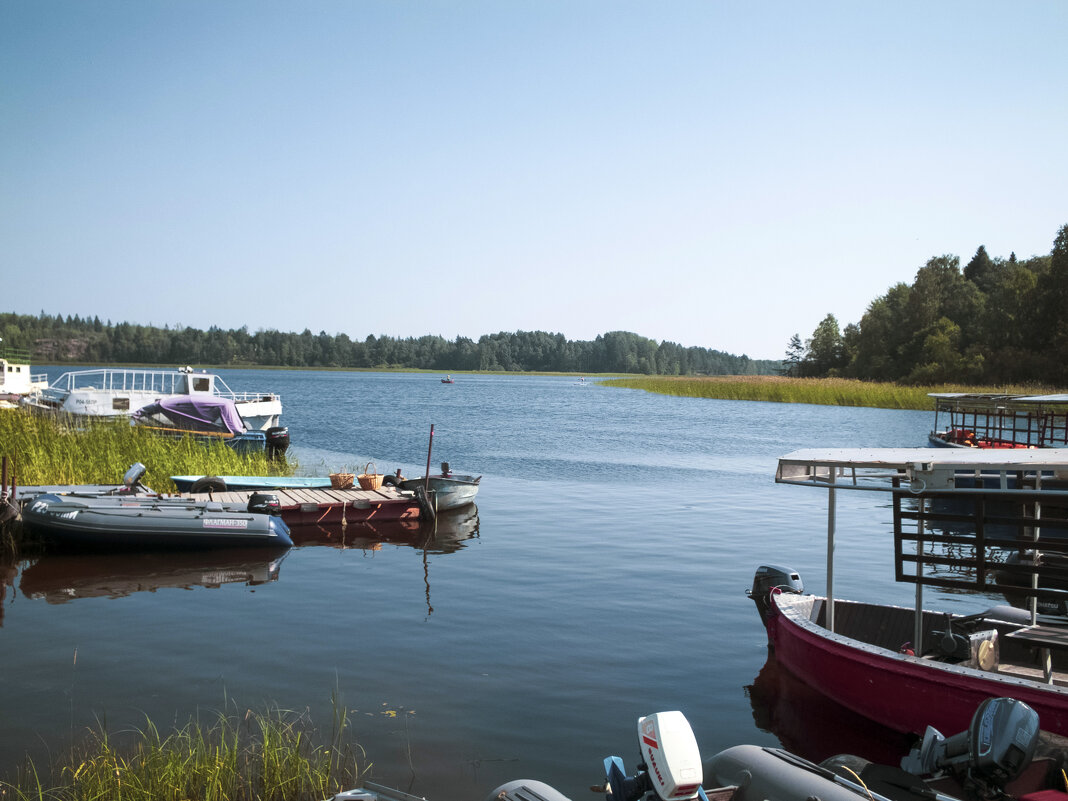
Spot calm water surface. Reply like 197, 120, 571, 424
3, 371, 970, 798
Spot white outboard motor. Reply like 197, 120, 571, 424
900, 697, 1040, 793
485, 711, 708, 801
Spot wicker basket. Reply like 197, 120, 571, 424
357, 462, 383, 490
329, 472, 355, 490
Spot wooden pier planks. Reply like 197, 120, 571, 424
183, 485, 422, 525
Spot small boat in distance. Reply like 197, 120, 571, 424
441, 375, 454, 384
23, 365, 283, 431
928, 392, 1068, 448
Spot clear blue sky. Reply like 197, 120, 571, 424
2, 1, 1065, 360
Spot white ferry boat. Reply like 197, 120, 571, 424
23, 366, 282, 431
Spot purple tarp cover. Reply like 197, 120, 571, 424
133, 396, 247, 435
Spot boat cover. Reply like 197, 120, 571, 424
133, 396, 247, 434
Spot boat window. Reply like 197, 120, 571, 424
192, 376, 212, 393
113, 398, 130, 411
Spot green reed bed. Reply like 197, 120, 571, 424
0, 705, 369, 801
0, 410, 292, 493
600, 376, 1057, 410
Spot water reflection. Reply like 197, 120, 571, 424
288, 504, 480, 554
18, 547, 288, 604
2, 506, 478, 623
289, 505, 480, 618
746, 649, 912, 766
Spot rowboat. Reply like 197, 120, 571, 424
750, 447, 1068, 738
395, 467, 480, 511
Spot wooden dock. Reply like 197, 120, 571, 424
183, 486, 423, 526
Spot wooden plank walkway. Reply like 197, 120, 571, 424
183, 486, 422, 526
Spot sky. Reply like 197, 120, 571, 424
2, 2, 1065, 361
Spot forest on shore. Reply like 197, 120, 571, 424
0, 315, 778, 376
785, 222, 1068, 386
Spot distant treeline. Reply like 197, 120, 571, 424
0, 313, 779, 376
785, 222, 1068, 386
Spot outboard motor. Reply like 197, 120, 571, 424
247, 492, 282, 516
900, 697, 1040, 795
121, 462, 148, 494
746, 565, 804, 627
485, 711, 707, 801
265, 426, 290, 461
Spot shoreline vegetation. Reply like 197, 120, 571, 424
0, 703, 370, 801
600, 375, 1061, 410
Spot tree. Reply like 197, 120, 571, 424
782, 334, 806, 377
806, 314, 846, 376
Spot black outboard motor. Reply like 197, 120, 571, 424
248, 492, 282, 516
265, 426, 290, 460
900, 697, 1040, 796
747, 565, 804, 627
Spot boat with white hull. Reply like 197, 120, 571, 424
23, 366, 282, 430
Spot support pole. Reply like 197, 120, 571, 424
827, 480, 836, 633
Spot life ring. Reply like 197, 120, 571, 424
189, 476, 227, 493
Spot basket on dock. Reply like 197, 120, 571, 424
357, 462, 383, 491
329, 472, 355, 490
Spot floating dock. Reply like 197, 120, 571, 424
183, 486, 423, 526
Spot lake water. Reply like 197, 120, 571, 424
2, 370, 973, 799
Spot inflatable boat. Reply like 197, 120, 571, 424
22, 491, 292, 550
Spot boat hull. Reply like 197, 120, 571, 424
765, 592, 1068, 737
397, 474, 479, 511
22, 494, 293, 550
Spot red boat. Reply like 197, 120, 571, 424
751, 447, 1068, 738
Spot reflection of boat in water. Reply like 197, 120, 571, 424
747, 650, 912, 767
288, 505, 479, 553
290, 505, 479, 619
18, 547, 287, 604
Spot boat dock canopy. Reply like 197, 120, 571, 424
776, 447, 1068, 492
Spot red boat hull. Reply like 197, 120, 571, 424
767, 593, 1068, 737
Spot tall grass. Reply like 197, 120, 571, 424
600, 376, 1059, 410
0, 706, 368, 801
0, 410, 292, 492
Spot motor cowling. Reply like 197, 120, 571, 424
747, 565, 803, 626
248, 492, 282, 516
265, 426, 290, 460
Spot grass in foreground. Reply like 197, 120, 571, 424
599, 376, 1060, 411
0, 410, 293, 492
0, 705, 368, 801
